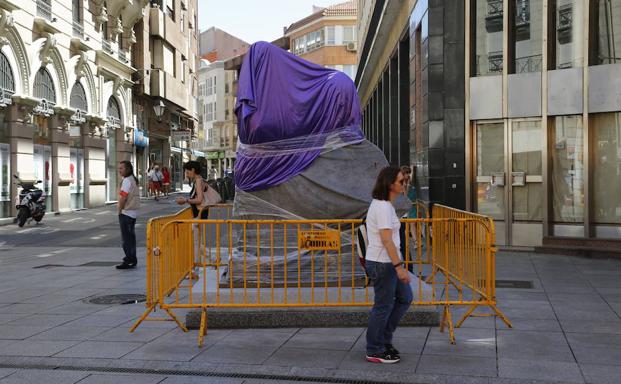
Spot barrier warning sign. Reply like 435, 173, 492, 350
299, 230, 341, 251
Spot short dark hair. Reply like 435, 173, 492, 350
183, 161, 201, 174
372, 166, 402, 201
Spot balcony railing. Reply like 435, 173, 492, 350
102, 39, 113, 55
485, 0, 503, 32
515, 54, 542, 73
72, 21, 84, 39
36, 0, 52, 21
118, 50, 128, 63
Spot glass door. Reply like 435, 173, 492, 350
474, 120, 543, 246
475, 122, 507, 244
510, 120, 543, 246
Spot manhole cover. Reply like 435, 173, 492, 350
86, 294, 146, 305
496, 280, 533, 289
79, 261, 120, 267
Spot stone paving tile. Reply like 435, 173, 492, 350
0, 370, 15, 381
42, 302, 109, 316
75, 373, 165, 384
122, 340, 204, 362
26, 326, 112, 341
295, 327, 364, 338
264, 347, 348, 369
580, 363, 621, 384
281, 332, 358, 351
192, 345, 276, 365
53, 341, 144, 359
416, 354, 497, 377
497, 329, 575, 362
496, 318, 562, 332
160, 377, 244, 384
392, 326, 431, 338
0, 369, 90, 384
213, 329, 296, 349
0, 303, 63, 314
498, 358, 585, 383
62, 314, 137, 328
495, 300, 558, 320
89, 326, 170, 343
0, 326, 51, 340
338, 350, 419, 373
0, 314, 29, 325
566, 333, 621, 366
552, 303, 621, 322
423, 328, 496, 358
5, 314, 83, 328
561, 320, 621, 334
1, 340, 78, 357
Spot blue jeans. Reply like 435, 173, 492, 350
119, 214, 137, 265
365, 260, 413, 355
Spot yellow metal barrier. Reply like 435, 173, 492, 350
131, 208, 511, 346
432, 204, 512, 331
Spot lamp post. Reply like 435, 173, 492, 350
153, 100, 166, 122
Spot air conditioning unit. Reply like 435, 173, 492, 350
346, 42, 357, 52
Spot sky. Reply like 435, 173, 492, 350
198, 0, 342, 44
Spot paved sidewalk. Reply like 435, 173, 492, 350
0, 205, 620, 383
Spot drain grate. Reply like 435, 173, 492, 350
0, 363, 407, 384
78, 261, 120, 267
496, 280, 533, 289
86, 294, 146, 305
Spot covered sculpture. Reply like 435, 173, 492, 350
230, 42, 408, 284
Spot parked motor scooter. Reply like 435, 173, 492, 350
13, 175, 46, 227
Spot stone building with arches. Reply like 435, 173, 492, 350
0, 0, 198, 221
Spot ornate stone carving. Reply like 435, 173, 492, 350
75, 52, 87, 79
0, 9, 14, 47
111, 17, 123, 40
95, 5, 108, 27
39, 33, 56, 65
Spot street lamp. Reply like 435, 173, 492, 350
153, 100, 166, 122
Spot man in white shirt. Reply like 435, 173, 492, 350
116, 161, 140, 269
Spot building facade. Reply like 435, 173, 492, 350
196, 60, 237, 177
357, 0, 621, 248
285, 1, 358, 78
198, 27, 249, 62
0, 0, 149, 220
133, 0, 199, 194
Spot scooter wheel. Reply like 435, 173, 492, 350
17, 208, 28, 227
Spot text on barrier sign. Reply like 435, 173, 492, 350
298, 230, 341, 251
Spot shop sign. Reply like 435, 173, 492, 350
33, 99, 55, 117
298, 230, 341, 251
172, 131, 191, 142
134, 130, 149, 147
205, 151, 220, 159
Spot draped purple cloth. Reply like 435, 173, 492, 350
234, 41, 364, 192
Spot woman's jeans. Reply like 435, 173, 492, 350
119, 214, 137, 265
365, 260, 413, 355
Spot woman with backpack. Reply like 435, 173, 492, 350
364, 166, 413, 364
176, 161, 220, 219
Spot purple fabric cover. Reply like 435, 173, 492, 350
234, 41, 364, 191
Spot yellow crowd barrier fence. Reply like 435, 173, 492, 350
131, 203, 511, 346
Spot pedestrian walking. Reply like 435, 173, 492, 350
162, 166, 171, 197
147, 164, 154, 198
116, 160, 140, 270
209, 166, 218, 181
364, 166, 413, 364
400, 165, 417, 218
176, 161, 220, 219
148, 165, 163, 200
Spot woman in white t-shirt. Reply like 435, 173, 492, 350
365, 166, 413, 364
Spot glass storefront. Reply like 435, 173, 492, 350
69, 127, 84, 210
552, 115, 584, 222
33, 144, 52, 213
512, 0, 543, 73
476, 122, 505, 220
555, 0, 584, 69
106, 133, 117, 201
592, 112, 621, 224
474, 0, 504, 76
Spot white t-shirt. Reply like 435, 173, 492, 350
365, 199, 401, 263
120, 177, 138, 219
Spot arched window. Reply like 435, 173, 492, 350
33, 67, 56, 103
0, 51, 15, 95
69, 82, 87, 111
0, 51, 15, 106
106, 96, 121, 127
